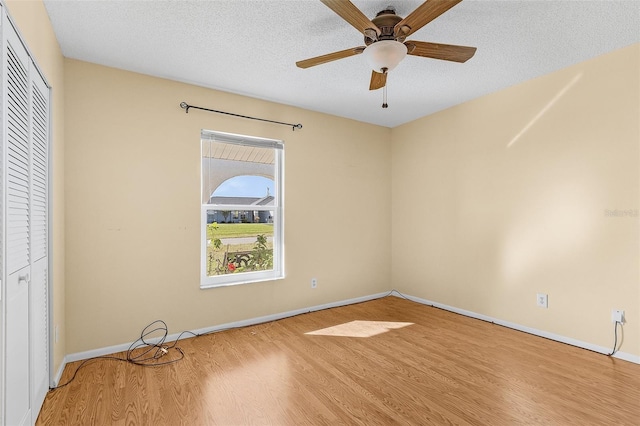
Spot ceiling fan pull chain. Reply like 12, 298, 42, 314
382, 85, 388, 108
382, 68, 388, 108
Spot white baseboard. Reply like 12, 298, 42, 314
56, 289, 638, 381
393, 292, 640, 365
64, 291, 391, 364
51, 356, 68, 387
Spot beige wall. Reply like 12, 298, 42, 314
64, 60, 392, 353
5, 0, 66, 373
391, 44, 640, 357
5, 0, 638, 363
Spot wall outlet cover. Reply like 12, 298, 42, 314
537, 293, 548, 308
611, 309, 625, 323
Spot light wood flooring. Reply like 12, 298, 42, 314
37, 296, 640, 425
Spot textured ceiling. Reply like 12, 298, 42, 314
43, 0, 640, 128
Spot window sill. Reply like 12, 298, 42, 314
200, 270, 285, 289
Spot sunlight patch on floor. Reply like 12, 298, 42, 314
305, 320, 414, 338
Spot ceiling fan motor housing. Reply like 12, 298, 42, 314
364, 8, 406, 45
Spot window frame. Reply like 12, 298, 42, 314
200, 130, 284, 288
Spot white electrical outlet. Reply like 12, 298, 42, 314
311, 278, 317, 289
611, 309, 625, 323
537, 293, 548, 308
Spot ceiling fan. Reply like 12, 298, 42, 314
296, 0, 477, 107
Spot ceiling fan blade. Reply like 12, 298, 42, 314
395, 0, 462, 38
405, 40, 476, 63
296, 46, 365, 69
320, 0, 381, 35
369, 71, 387, 90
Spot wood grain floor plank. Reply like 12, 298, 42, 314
37, 297, 640, 425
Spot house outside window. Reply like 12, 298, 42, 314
201, 130, 284, 288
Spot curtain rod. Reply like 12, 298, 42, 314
180, 102, 302, 131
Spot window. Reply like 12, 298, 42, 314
201, 130, 284, 288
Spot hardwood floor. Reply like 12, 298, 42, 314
37, 297, 640, 425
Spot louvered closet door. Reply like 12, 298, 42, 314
2, 10, 46, 425
30, 60, 50, 419
2, 11, 51, 424
4, 12, 32, 426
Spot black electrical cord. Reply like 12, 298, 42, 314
607, 320, 622, 356
125, 320, 198, 366
50, 355, 127, 390
51, 320, 199, 390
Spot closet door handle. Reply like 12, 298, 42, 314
18, 273, 30, 284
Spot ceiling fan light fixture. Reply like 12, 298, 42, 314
362, 40, 407, 73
